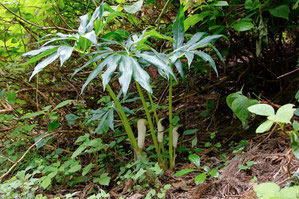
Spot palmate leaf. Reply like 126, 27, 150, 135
81, 54, 115, 94
29, 52, 60, 80
192, 51, 218, 76
173, 5, 185, 50
119, 55, 133, 95
131, 56, 152, 93
102, 55, 121, 90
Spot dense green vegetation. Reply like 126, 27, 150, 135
0, 0, 298, 198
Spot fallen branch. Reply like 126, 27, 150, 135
0, 132, 57, 180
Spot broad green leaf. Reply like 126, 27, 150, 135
78, 36, 92, 51
131, 57, 152, 93
41, 177, 51, 189
290, 132, 299, 159
87, 138, 102, 147
213, 1, 229, 6
102, 55, 121, 89
7, 90, 16, 104
57, 0, 65, 9
53, 100, 74, 111
81, 54, 114, 94
93, 173, 110, 186
58, 46, 74, 66
29, 52, 60, 80
269, 5, 290, 20
295, 108, 299, 116
233, 20, 254, 31
226, 92, 242, 109
254, 182, 280, 197
144, 30, 174, 42
184, 13, 208, 31
193, 51, 218, 76
173, 5, 185, 50
293, 121, 299, 132
194, 173, 206, 185
48, 121, 60, 132
118, 55, 133, 95
248, 104, 275, 116
68, 164, 82, 173
82, 163, 95, 176
188, 154, 200, 168
71, 144, 87, 159
231, 95, 251, 123
107, 109, 114, 130
256, 120, 274, 133
174, 169, 196, 177
267, 104, 295, 124
280, 187, 298, 199
124, 0, 143, 14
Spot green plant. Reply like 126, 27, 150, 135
254, 182, 299, 199
238, 161, 255, 170
174, 154, 219, 185
21, 2, 223, 171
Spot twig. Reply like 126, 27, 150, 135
155, 0, 171, 29
277, 67, 299, 79
0, 2, 75, 32
0, 132, 57, 180
287, 153, 294, 177
0, 155, 15, 164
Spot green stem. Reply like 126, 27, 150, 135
147, 92, 159, 126
135, 81, 160, 158
168, 75, 173, 170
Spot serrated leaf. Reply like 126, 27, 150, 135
194, 173, 206, 185
248, 104, 275, 116
174, 169, 196, 177
269, 5, 290, 20
93, 173, 110, 185
173, 5, 185, 50
29, 52, 60, 81
233, 20, 254, 31
256, 120, 274, 133
58, 46, 74, 66
193, 51, 218, 76
53, 100, 74, 111
188, 154, 200, 168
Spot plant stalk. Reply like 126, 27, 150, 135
135, 81, 160, 159
168, 75, 174, 170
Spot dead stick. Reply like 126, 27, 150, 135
0, 132, 57, 180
